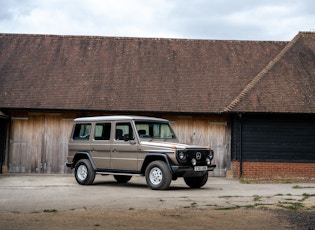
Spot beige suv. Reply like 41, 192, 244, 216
66, 116, 215, 190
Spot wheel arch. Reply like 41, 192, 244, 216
73, 152, 97, 170
141, 153, 173, 175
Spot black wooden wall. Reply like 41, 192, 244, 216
232, 114, 315, 163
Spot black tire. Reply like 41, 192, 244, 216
184, 173, 208, 188
145, 161, 172, 190
74, 159, 96, 185
114, 175, 132, 183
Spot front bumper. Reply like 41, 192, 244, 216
171, 164, 216, 174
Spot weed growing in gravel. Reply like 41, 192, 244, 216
183, 202, 198, 209
299, 193, 315, 202
292, 185, 315, 189
216, 205, 241, 210
277, 201, 304, 210
43, 209, 58, 213
253, 195, 262, 202
239, 178, 251, 184
275, 193, 283, 196
218, 195, 243, 199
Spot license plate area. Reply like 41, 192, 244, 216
194, 166, 208, 171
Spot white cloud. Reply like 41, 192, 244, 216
0, 0, 315, 40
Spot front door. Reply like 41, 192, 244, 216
110, 122, 138, 171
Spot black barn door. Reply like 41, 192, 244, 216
232, 114, 315, 162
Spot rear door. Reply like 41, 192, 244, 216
90, 123, 111, 169
110, 121, 139, 171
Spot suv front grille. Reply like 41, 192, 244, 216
178, 149, 209, 166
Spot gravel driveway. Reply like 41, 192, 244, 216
0, 174, 314, 229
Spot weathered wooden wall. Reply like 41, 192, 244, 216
7, 113, 231, 175
8, 114, 73, 173
166, 115, 231, 176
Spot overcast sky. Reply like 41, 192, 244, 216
1, 0, 315, 41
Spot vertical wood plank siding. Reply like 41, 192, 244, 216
167, 115, 231, 176
9, 115, 73, 173
8, 114, 231, 175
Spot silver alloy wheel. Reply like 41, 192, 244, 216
77, 164, 88, 181
149, 166, 163, 185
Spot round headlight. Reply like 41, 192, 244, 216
208, 150, 214, 160
191, 158, 197, 166
206, 157, 211, 165
178, 151, 186, 160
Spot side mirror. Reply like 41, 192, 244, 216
123, 134, 130, 141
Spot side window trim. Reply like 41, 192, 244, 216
72, 123, 92, 141
94, 123, 111, 141
115, 122, 135, 141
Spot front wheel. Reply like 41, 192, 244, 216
184, 173, 208, 188
145, 161, 172, 190
74, 159, 96, 185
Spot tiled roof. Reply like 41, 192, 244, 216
224, 32, 315, 113
0, 32, 304, 114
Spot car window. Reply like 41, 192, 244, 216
94, 123, 111, 140
72, 123, 91, 140
135, 121, 176, 139
115, 122, 134, 140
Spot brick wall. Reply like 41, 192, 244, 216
231, 161, 315, 180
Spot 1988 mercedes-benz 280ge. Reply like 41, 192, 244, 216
66, 116, 215, 190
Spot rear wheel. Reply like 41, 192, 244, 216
184, 173, 208, 188
74, 159, 95, 185
114, 175, 132, 183
145, 161, 172, 190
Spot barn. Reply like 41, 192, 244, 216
0, 32, 314, 180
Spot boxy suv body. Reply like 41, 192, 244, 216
66, 116, 215, 190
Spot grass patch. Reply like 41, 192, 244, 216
239, 178, 251, 184
299, 193, 315, 202
218, 195, 242, 199
275, 193, 283, 196
216, 205, 242, 210
277, 201, 304, 210
205, 204, 218, 207
216, 203, 273, 210
253, 195, 262, 202
43, 209, 58, 213
292, 185, 315, 189
191, 202, 197, 207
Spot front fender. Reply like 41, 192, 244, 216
141, 153, 175, 174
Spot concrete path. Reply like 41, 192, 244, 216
0, 174, 314, 213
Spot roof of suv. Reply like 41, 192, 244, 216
74, 115, 168, 122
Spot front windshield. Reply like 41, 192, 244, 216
135, 121, 176, 139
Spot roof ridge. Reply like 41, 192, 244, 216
0, 33, 289, 44
222, 33, 302, 113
